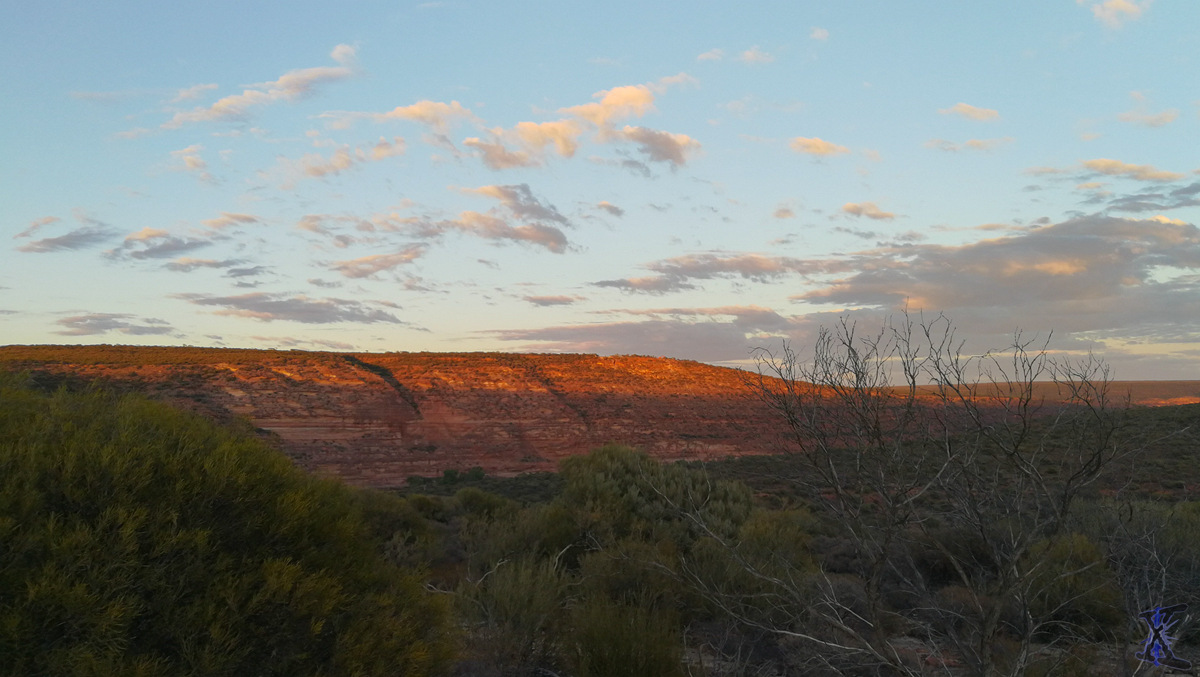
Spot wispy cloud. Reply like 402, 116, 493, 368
163, 45, 358, 128
17, 226, 115, 252
201, 212, 261, 231
170, 83, 218, 103
170, 144, 214, 183
696, 48, 724, 62
332, 245, 426, 279
523, 295, 582, 306
175, 292, 402, 324
321, 99, 477, 133
163, 257, 245, 272
109, 227, 213, 260
281, 136, 406, 183
14, 216, 60, 239
925, 137, 1013, 152
1079, 0, 1152, 27
596, 252, 836, 293
56, 313, 174, 336
842, 202, 896, 220
810, 27, 830, 41
596, 201, 624, 217
939, 102, 1000, 121
790, 136, 850, 156
1082, 158, 1184, 182
1118, 92, 1178, 127
737, 46, 774, 64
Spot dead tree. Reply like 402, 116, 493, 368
676, 312, 1143, 676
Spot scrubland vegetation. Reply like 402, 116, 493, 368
3, 317, 1199, 676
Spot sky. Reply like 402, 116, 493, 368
2, 0, 1199, 380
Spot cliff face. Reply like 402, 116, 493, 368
0, 346, 787, 487
8, 346, 1195, 488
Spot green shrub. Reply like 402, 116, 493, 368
565, 595, 684, 677
1026, 533, 1124, 642
0, 374, 452, 676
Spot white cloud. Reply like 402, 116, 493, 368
810, 27, 829, 41
170, 83, 218, 103
737, 46, 774, 64
696, 48, 724, 61
201, 212, 261, 231
332, 245, 426, 279
1082, 158, 1184, 182
939, 102, 1000, 121
842, 202, 896, 220
163, 45, 357, 128
1079, 0, 1152, 27
790, 136, 850, 156
170, 144, 214, 183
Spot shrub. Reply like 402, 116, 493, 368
0, 374, 452, 676
565, 595, 684, 677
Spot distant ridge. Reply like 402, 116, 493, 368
0, 345, 783, 486
3, 345, 1196, 487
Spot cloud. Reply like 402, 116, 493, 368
790, 136, 850, 156
1118, 109, 1178, 127
464, 78, 697, 171
175, 292, 402, 324
252, 335, 359, 351
596, 201, 624, 217
287, 136, 406, 181
368, 185, 572, 253
17, 226, 115, 252
925, 137, 1013, 152
163, 257, 244, 272
170, 144, 214, 183
513, 119, 586, 157
15, 216, 60, 239
438, 212, 569, 252
1102, 181, 1200, 213
201, 212, 261, 230
331, 245, 426, 278
323, 99, 476, 133
489, 305, 801, 361
939, 102, 1000, 121
810, 27, 829, 40
55, 313, 174, 336
618, 126, 700, 166
696, 48, 724, 61
561, 84, 656, 128
523, 295, 581, 306
842, 202, 896, 220
737, 46, 774, 64
1117, 94, 1179, 127
170, 83, 218, 103
463, 136, 539, 170
109, 227, 212, 259
163, 45, 357, 128
1082, 158, 1184, 182
793, 215, 1200, 336
464, 184, 571, 225
1079, 0, 1152, 27
596, 252, 835, 293
773, 207, 795, 219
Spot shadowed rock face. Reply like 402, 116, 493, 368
0, 346, 787, 487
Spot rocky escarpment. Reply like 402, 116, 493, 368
0, 346, 788, 487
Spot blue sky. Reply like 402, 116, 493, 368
3, 0, 1198, 379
